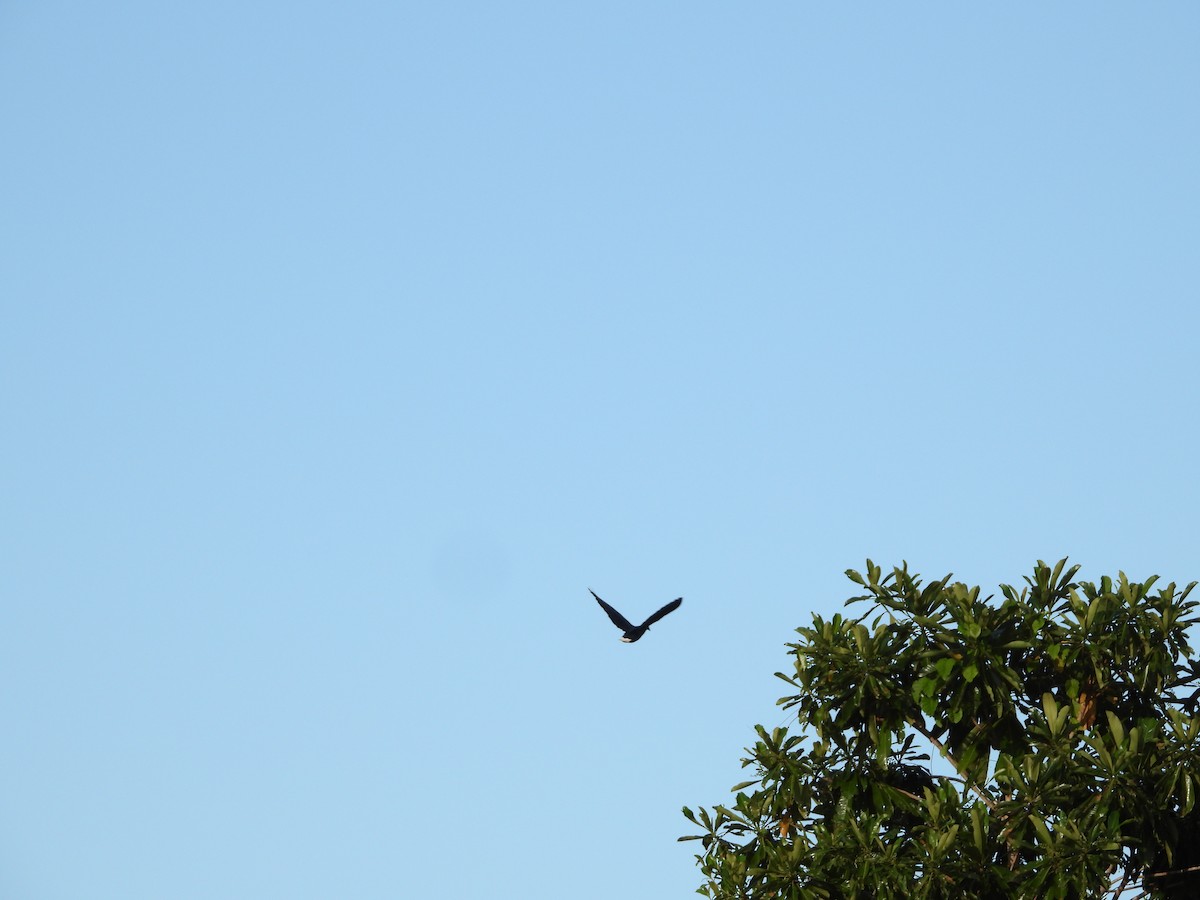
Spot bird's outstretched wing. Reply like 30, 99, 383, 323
591, 589, 635, 632
640, 597, 683, 628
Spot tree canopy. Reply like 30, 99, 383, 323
683, 560, 1200, 899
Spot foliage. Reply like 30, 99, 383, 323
682, 560, 1200, 899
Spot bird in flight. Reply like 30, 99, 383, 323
590, 589, 683, 643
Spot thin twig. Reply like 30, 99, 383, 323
1150, 860, 1200, 877
907, 718, 997, 810
1108, 866, 1131, 898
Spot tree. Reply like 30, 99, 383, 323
682, 560, 1200, 899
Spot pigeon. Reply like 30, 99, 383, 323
590, 589, 683, 643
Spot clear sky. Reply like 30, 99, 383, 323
2, 3, 1198, 898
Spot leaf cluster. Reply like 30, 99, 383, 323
682, 561, 1200, 899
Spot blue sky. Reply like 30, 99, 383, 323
2, 3, 1198, 898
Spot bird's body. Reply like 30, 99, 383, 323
590, 590, 682, 642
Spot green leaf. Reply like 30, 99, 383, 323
971, 804, 985, 852
1031, 815, 1053, 846
937, 824, 960, 853
1105, 711, 1125, 745
912, 677, 935, 700
1042, 692, 1058, 722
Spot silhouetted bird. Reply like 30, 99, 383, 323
591, 589, 682, 643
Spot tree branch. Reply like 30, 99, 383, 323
1108, 866, 1131, 898
906, 717, 998, 811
